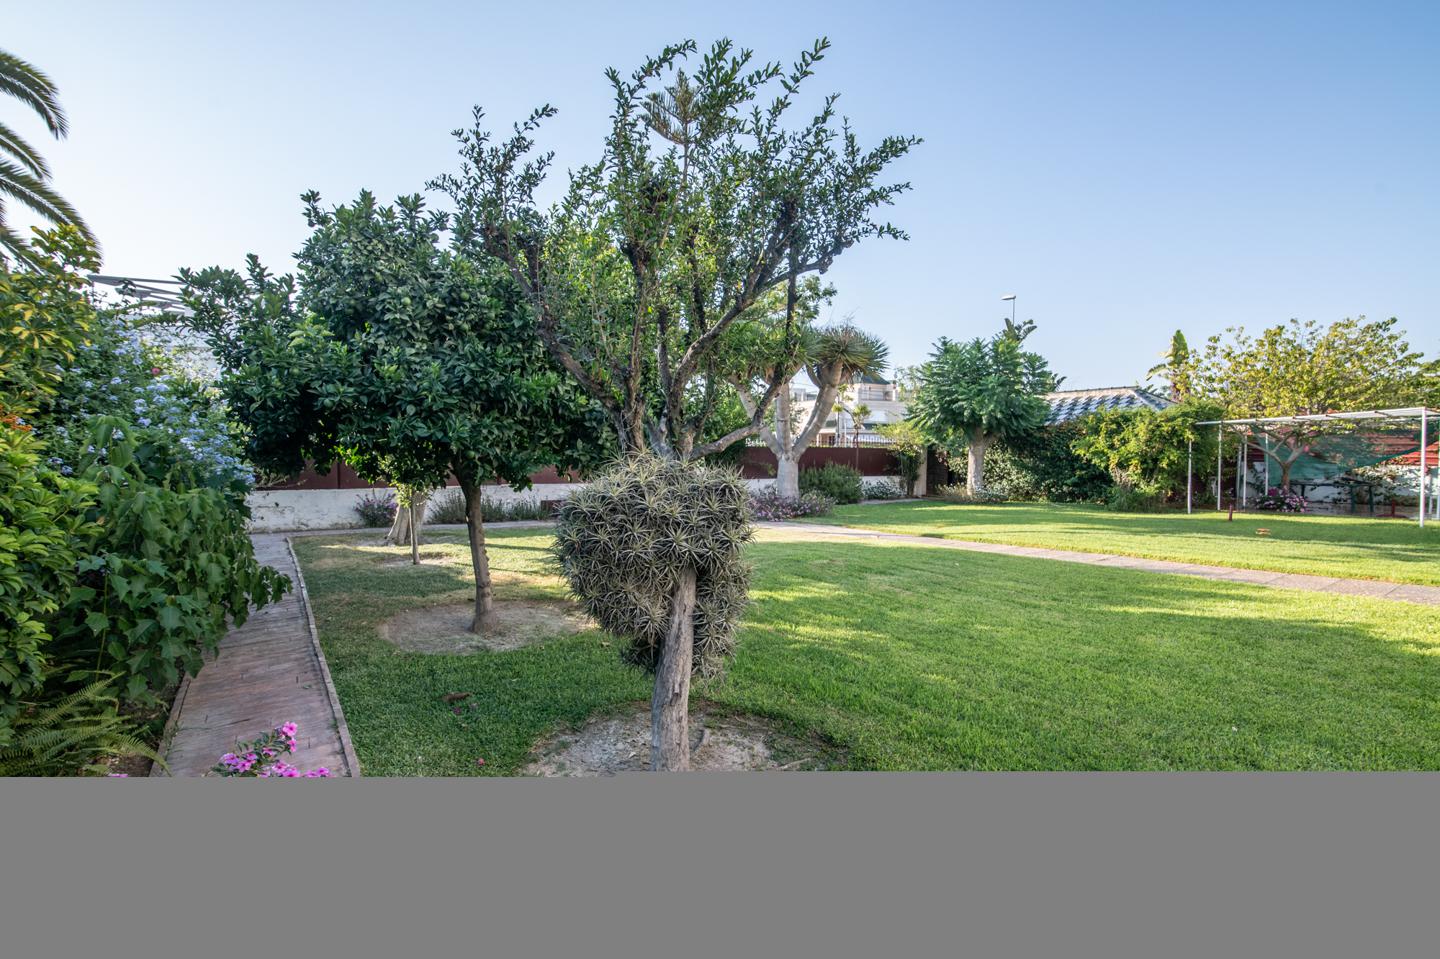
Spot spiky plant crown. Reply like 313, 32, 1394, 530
553, 456, 752, 676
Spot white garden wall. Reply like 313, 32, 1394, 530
246, 474, 906, 532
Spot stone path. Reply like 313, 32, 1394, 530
763, 523, 1440, 606
153, 534, 360, 777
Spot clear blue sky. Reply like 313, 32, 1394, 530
9, 0, 1439, 387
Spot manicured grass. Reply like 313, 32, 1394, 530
806, 500, 1440, 585
295, 528, 1440, 773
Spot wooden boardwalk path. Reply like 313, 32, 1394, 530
764, 523, 1440, 606
153, 534, 359, 777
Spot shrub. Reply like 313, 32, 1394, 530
1104, 484, 1165, 513
553, 456, 751, 677
0, 427, 97, 738
1254, 487, 1308, 513
877, 421, 924, 496
1073, 400, 1225, 504
984, 422, 1112, 503
48, 418, 290, 701
862, 479, 905, 500
934, 484, 1007, 505
427, 488, 554, 524
749, 486, 835, 521
800, 462, 864, 505
0, 677, 159, 776
354, 490, 398, 527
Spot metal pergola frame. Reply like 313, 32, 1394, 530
1185, 407, 1439, 528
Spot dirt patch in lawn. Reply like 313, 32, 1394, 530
379, 600, 592, 653
522, 702, 835, 775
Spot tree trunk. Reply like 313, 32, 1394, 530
651, 568, 698, 771
966, 435, 991, 495
1279, 460, 1293, 491
459, 479, 494, 634
384, 490, 429, 548
775, 455, 800, 499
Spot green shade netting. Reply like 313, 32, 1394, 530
1247, 423, 1425, 485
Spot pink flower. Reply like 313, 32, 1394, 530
108, 773, 128, 778
278, 722, 298, 737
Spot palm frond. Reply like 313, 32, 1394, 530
0, 157, 92, 238
0, 50, 68, 138
0, 119, 49, 177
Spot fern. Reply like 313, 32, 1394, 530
0, 677, 161, 776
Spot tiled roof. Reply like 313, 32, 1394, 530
1043, 386, 1175, 425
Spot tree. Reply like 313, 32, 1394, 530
1147, 330, 1192, 400
182, 191, 606, 633
910, 328, 1055, 495
0, 50, 92, 265
732, 299, 889, 497
1072, 399, 1225, 502
1190, 317, 1430, 488
431, 38, 918, 769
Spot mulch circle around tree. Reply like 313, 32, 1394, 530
522, 702, 837, 775
378, 601, 593, 653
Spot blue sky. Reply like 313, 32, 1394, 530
9, 0, 1439, 387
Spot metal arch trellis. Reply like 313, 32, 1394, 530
1184, 407, 1439, 528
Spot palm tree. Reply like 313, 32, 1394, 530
1147, 329, 1192, 400
0, 49, 91, 264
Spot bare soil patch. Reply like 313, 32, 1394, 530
379, 600, 592, 653
523, 703, 834, 775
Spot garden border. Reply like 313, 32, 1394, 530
286, 536, 362, 777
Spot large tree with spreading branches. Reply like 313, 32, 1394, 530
431, 37, 918, 769
1190, 317, 1431, 489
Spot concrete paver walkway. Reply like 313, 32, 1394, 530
153, 534, 359, 776
765, 522, 1440, 606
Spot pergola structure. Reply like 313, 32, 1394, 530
1186, 407, 1438, 528
86, 274, 193, 316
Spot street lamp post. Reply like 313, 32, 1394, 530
1001, 293, 1016, 326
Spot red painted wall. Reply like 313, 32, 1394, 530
257, 448, 898, 491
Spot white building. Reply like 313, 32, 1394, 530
788, 373, 911, 445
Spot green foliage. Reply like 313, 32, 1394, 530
800, 462, 864, 504
910, 332, 1055, 449
428, 487, 554, 524
184, 190, 606, 496
1103, 485, 1164, 513
0, 676, 158, 776
1190, 317, 1432, 483
432, 38, 919, 460
0, 426, 95, 733
554, 457, 752, 677
1147, 330, 1193, 400
0, 226, 95, 415
984, 422, 1112, 503
1072, 399, 1224, 502
45, 418, 289, 700
876, 421, 924, 496
933, 484, 1008, 504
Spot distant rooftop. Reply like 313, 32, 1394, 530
1043, 386, 1175, 425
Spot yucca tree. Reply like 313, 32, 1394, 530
738, 322, 890, 497
0, 50, 91, 264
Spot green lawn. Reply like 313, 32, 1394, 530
295, 528, 1440, 773
806, 501, 1440, 585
